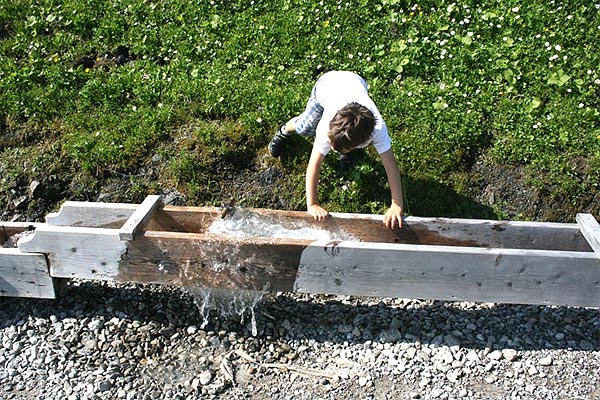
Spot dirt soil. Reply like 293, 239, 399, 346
0, 140, 598, 224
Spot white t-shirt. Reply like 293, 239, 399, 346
312, 71, 391, 156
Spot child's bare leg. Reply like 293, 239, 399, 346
283, 118, 296, 134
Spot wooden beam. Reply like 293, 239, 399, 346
147, 207, 592, 252
295, 241, 600, 308
46, 201, 136, 228
17, 226, 600, 307
577, 213, 600, 254
10, 202, 600, 306
0, 248, 55, 299
18, 225, 126, 281
119, 195, 163, 241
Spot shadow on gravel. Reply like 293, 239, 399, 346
1, 280, 598, 353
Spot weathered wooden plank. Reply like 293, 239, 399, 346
577, 213, 600, 254
147, 207, 592, 251
119, 195, 163, 241
117, 232, 309, 291
18, 225, 126, 280
0, 248, 55, 299
294, 242, 600, 308
46, 201, 136, 228
18, 223, 600, 306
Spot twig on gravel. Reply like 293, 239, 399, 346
233, 349, 344, 381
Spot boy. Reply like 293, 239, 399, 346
269, 70, 404, 229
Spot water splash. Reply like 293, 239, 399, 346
189, 287, 264, 336
183, 207, 354, 336
207, 207, 354, 241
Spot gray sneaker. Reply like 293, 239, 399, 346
269, 125, 290, 157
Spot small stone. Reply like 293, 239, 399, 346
97, 380, 112, 392
465, 350, 480, 363
502, 349, 518, 362
444, 334, 461, 348
579, 340, 594, 351
438, 349, 454, 364
198, 370, 213, 386
488, 350, 502, 361
12, 196, 27, 209
406, 347, 417, 359
528, 366, 538, 375
539, 356, 553, 366
29, 181, 41, 197
379, 328, 402, 343
358, 376, 369, 387
447, 369, 461, 383
187, 326, 198, 335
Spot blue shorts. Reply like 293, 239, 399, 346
294, 84, 323, 137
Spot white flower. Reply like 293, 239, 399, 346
579, 103, 585, 108
511, 6, 519, 12
554, 44, 562, 51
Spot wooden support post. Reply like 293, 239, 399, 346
1, 222, 55, 299
119, 195, 163, 241
577, 213, 600, 254
0, 249, 55, 299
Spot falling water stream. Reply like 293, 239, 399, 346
187, 207, 355, 336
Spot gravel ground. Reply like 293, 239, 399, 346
1, 280, 599, 400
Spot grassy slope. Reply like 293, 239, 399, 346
0, 0, 599, 221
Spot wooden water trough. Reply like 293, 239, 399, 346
2, 195, 600, 307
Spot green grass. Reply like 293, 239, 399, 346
1, 0, 599, 219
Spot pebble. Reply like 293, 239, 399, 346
198, 370, 213, 386
0, 282, 598, 400
502, 349, 518, 362
488, 350, 503, 361
539, 356, 553, 366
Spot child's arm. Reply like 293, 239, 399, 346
306, 148, 329, 221
379, 149, 404, 228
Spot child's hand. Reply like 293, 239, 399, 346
383, 203, 403, 229
307, 204, 329, 222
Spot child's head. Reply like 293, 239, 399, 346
328, 102, 375, 153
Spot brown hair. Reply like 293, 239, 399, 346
328, 102, 375, 153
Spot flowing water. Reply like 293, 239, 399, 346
207, 207, 355, 241
189, 287, 264, 336
185, 207, 355, 336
